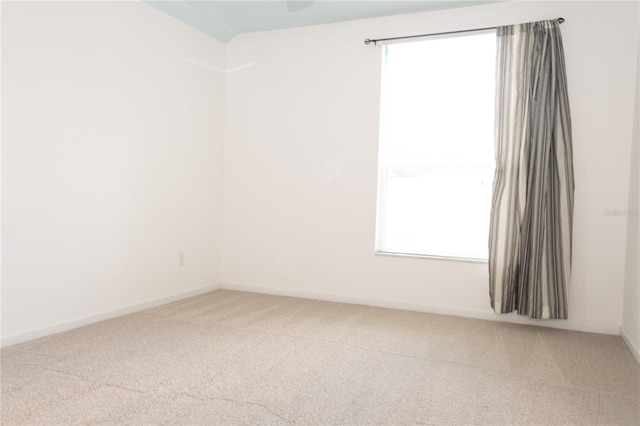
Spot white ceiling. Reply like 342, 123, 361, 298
148, 1, 501, 43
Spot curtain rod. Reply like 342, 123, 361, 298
364, 17, 565, 46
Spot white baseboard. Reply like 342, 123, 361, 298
4, 281, 624, 349
221, 281, 621, 336
621, 329, 640, 365
1, 283, 221, 348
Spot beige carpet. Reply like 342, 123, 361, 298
1, 290, 639, 425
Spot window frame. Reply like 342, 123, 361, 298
374, 32, 497, 263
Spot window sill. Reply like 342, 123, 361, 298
374, 250, 488, 264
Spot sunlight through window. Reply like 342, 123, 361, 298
375, 32, 496, 260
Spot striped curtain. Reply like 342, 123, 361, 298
489, 20, 574, 320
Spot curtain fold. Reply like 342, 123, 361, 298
489, 20, 574, 319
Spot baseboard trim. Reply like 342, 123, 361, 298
1, 283, 221, 348
4, 281, 622, 348
621, 328, 640, 365
221, 281, 621, 335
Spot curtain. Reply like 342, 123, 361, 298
489, 20, 574, 320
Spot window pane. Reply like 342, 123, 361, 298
376, 33, 496, 260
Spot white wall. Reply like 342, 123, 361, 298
223, 1, 639, 332
3, 0, 637, 345
1, 1, 226, 343
622, 34, 640, 362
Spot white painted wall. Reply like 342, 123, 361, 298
3, 0, 637, 345
223, 1, 639, 332
622, 34, 640, 362
1, 1, 225, 343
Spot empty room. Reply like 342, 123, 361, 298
1, 0, 639, 424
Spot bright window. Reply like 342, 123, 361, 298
375, 32, 496, 261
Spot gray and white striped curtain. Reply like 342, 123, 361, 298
489, 20, 574, 319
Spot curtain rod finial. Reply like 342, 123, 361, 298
558, 17, 565, 23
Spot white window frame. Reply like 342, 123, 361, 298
374, 32, 497, 263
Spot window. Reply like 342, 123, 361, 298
375, 32, 496, 261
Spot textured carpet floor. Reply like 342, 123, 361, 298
1, 290, 639, 425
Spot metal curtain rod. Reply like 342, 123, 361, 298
364, 17, 565, 45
